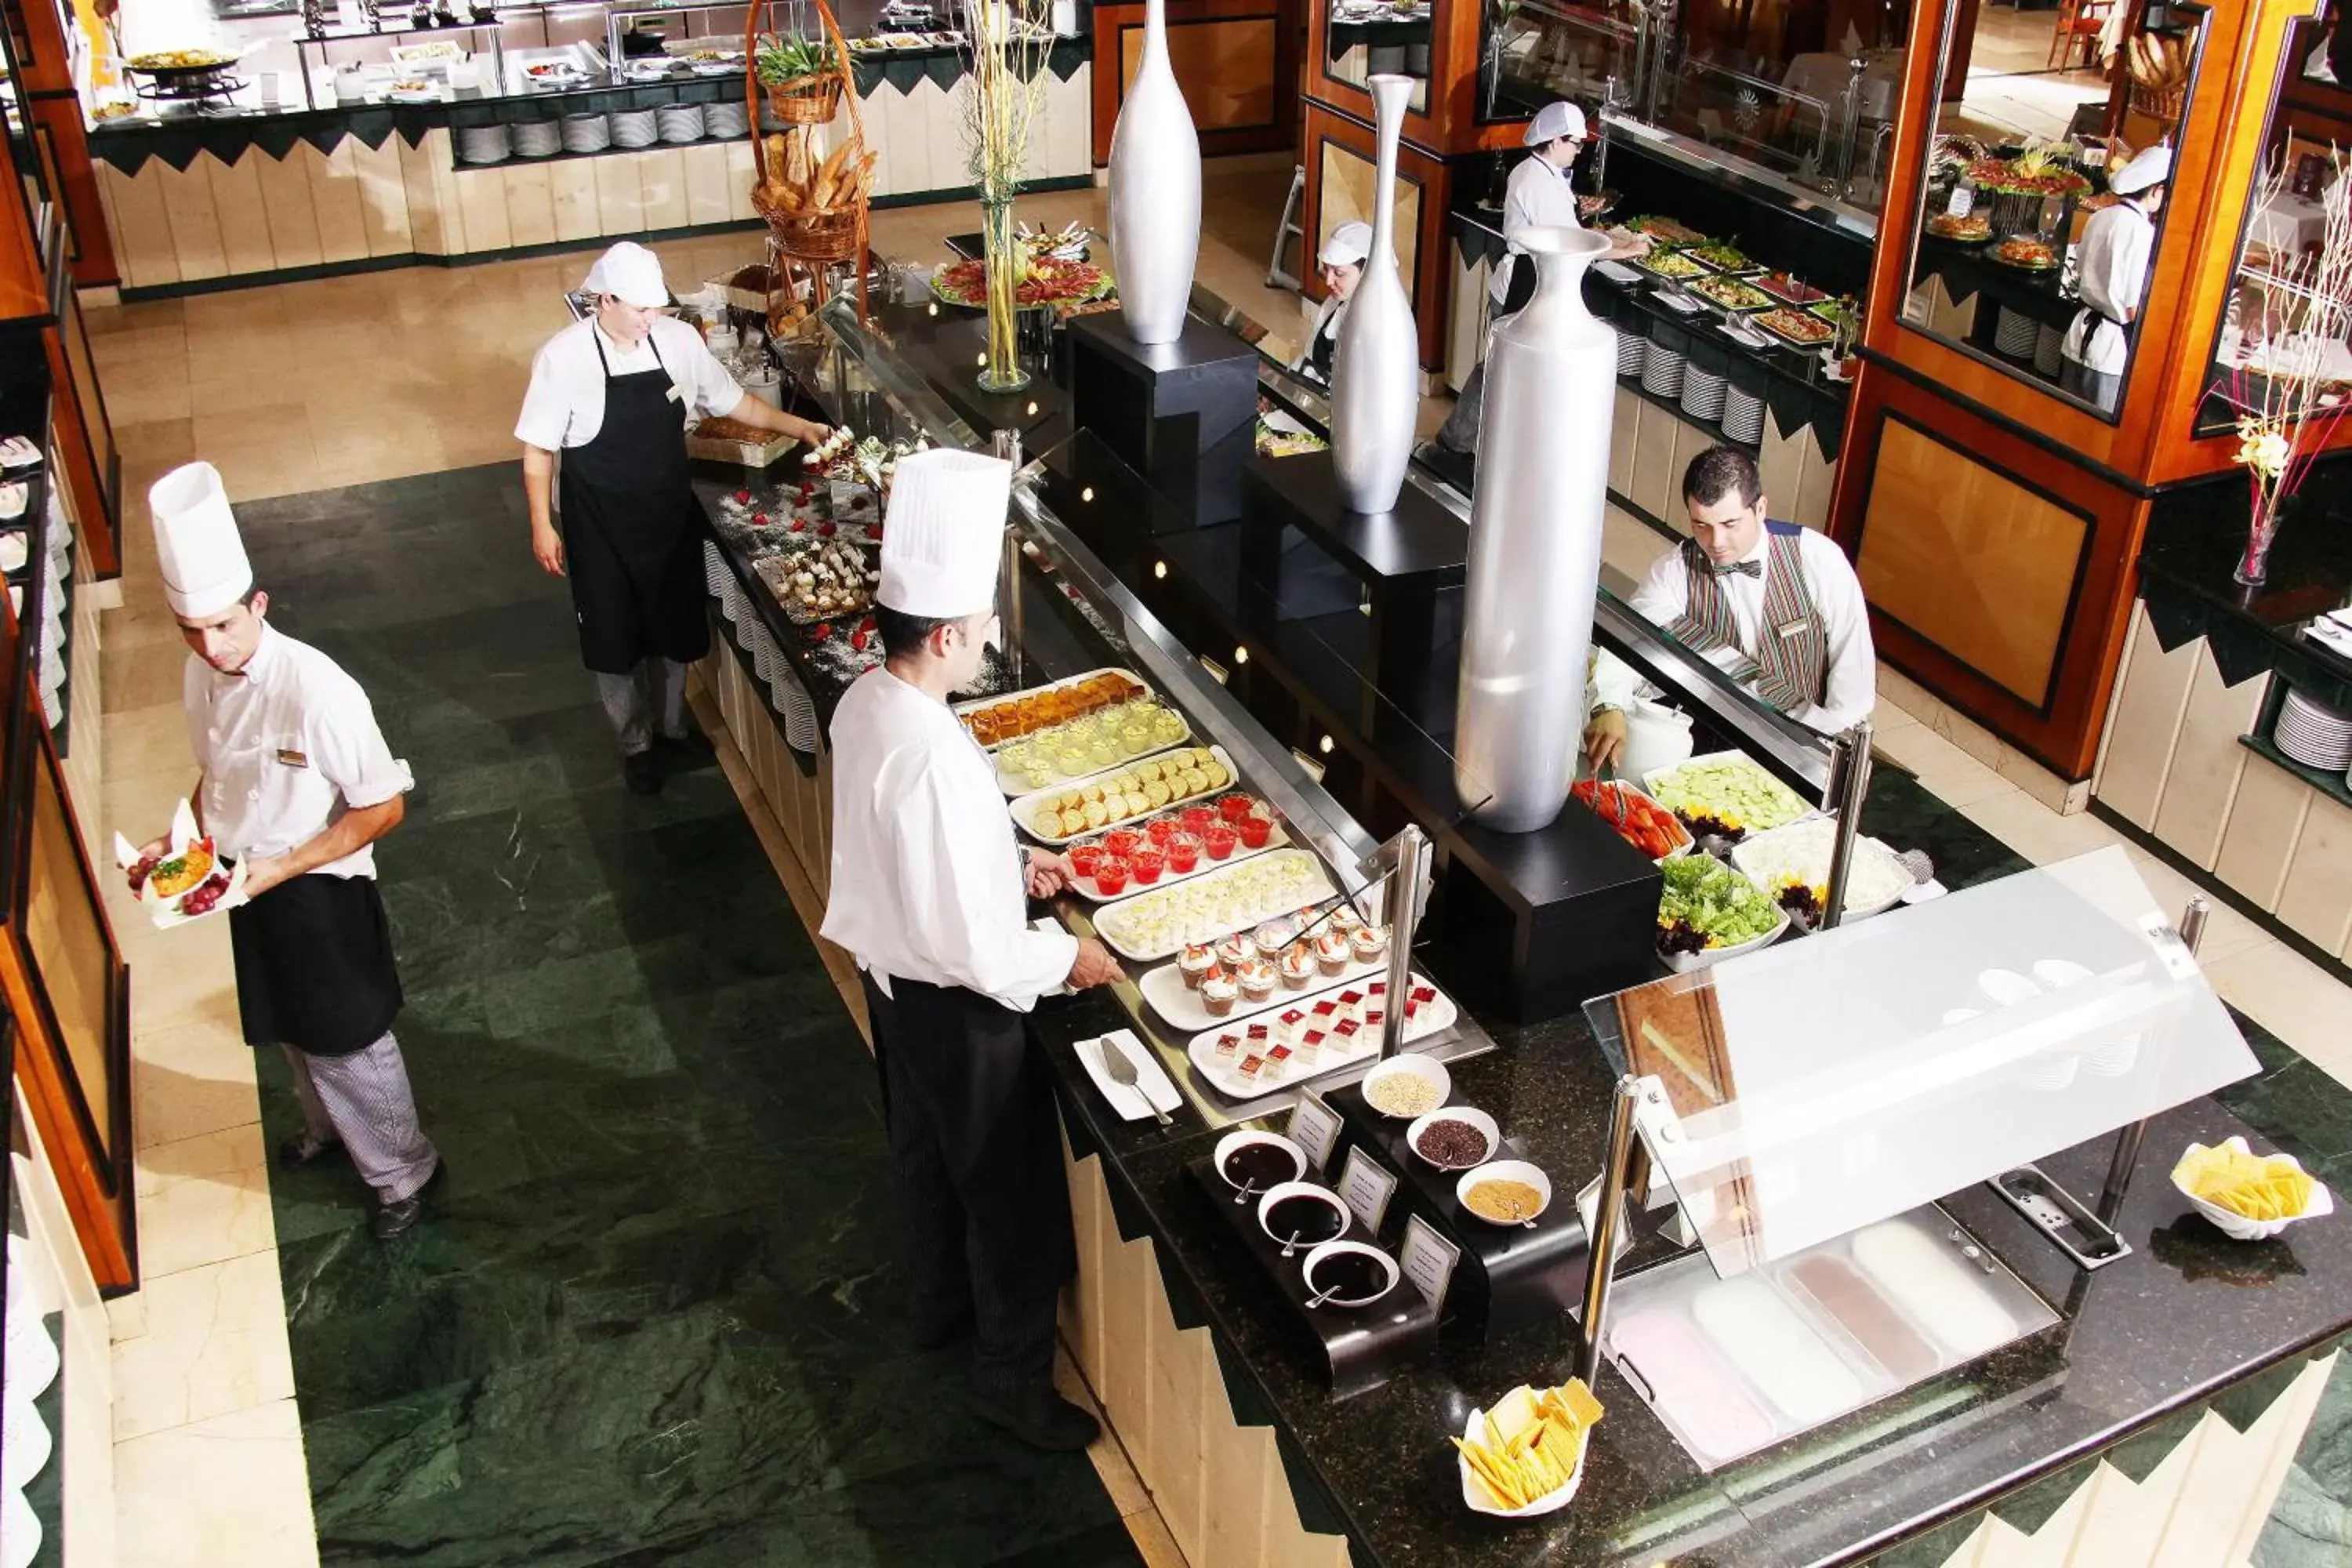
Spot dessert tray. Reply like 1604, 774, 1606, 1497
1186, 975, 1455, 1101
1091, 849, 1334, 960
1012, 746, 1239, 844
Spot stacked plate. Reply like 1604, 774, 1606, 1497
1994, 307, 2038, 359
2274, 687, 2352, 771
1679, 365, 1727, 422
510, 119, 560, 158
1721, 385, 1766, 444
561, 112, 611, 154
611, 108, 659, 149
1640, 345, 1686, 400
705, 100, 749, 139
1615, 330, 1646, 379
2033, 323, 2064, 377
456, 124, 512, 163
657, 104, 706, 144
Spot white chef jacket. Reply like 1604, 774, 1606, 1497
1490, 154, 1584, 307
1590, 528, 1877, 734
514, 316, 747, 451
820, 668, 1079, 1011
1289, 294, 1349, 382
183, 622, 414, 877
2061, 201, 2154, 376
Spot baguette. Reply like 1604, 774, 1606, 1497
782, 129, 811, 191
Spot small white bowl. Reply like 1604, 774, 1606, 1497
1361, 1053, 1451, 1119
1257, 1181, 1350, 1250
2172, 1136, 2336, 1241
1214, 1129, 1306, 1195
1457, 1160, 1553, 1226
1405, 1106, 1500, 1171
1301, 1239, 1399, 1308
1457, 1396, 1588, 1517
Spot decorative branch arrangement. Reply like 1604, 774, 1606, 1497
957, 0, 1056, 390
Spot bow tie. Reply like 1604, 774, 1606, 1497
1712, 560, 1764, 579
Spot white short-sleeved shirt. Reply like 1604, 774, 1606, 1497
1490, 154, 1584, 305
185, 622, 414, 877
514, 316, 746, 451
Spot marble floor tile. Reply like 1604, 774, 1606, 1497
111, 1251, 298, 1442
131, 1005, 263, 1150
2116, 847, 2275, 967
2203, 942, 2352, 1089
114, 1398, 320, 1568
133, 1121, 279, 1277
1958, 788, 2128, 866
1875, 720, 2022, 809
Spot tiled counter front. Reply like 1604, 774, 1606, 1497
2094, 602, 2352, 975
91, 61, 1093, 293
1608, 379, 1836, 534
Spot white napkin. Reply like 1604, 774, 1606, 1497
1076, 1029, 1182, 1121
2305, 618, 2352, 659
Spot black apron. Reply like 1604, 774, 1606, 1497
560, 332, 713, 675
229, 873, 404, 1057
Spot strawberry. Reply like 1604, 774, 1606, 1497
752, 512, 770, 526
851, 630, 869, 652
733, 489, 751, 504
813, 623, 832, 640
790, 518, 806, 532
817, 521, 836, 537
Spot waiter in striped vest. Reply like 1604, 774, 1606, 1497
1585, 445, 1876, 773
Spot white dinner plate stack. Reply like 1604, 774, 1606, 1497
610, 107, 659, 148
1616, 330, 1646, 379
704, 100, 749, 139
657, 103, 706, 143
561, 112, 611, 153
510, 119, 560, 158
456, 124, 512, 163
1679, 365, 1727, 422
1720, 385, 1766, 444
2033, 323, 2064, 377
1994, 307, 2038, 359
2274, 687, 2352, 771
1640, 344, 1686, 399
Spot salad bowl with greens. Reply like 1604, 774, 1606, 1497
1656, 855, 1789, 971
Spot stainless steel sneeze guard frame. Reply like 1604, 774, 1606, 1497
1602, 112, 1882, 244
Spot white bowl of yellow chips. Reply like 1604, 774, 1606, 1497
2172, 1137, 2333, 1241
1454, 1381, 1602, 1518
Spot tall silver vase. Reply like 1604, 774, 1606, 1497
1107, 0, 1200, 345
1454, 227, 1615, 831
1328, 73, 1421, 516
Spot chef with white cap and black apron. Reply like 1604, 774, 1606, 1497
1291, 221, 1372, 387
517, 241, 829, 795
143, 461, 442, 1241
819, 448, 1121, 1452
2060, 145, 2171, 413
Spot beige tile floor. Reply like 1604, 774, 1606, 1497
82, 158, 2352, 1568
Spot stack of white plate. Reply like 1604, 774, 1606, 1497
561, 113, 611, 153
704, 101, 750, 139
510, 119, 560, 158
1994, 307, 2038, 358
1616, 330, 1646, 379
657, 103, 706, 143
1640, 345, 1686, 399
1721, 386, 1766, 444
2034, 323, 2064, 377
2274, 687, 2352, 771
1679, 365, 1727, 422
611, 108, 659, 148
456, 124, 512, 163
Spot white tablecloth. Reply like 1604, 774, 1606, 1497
2248, 191, 2329, 257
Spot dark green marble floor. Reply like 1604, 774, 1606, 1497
235, 465, 1142, 1568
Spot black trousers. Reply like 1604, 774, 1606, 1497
863, 972, 1076, 1396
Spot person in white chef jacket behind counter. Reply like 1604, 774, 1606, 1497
1290, 222, 1373, 387
2059, 145, 2172, 414
819, 449, 1123, 1454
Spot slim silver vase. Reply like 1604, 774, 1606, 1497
1107, 0, 1200, 346
1454, 227, 1615, 831
1329, 73, 1421, 516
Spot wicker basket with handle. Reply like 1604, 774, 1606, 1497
745, 0, 870, 314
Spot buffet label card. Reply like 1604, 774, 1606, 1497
1338, 1147, 1399, 1235
1287, 1091, 1345, 1174
1399, 1214, 1461, 1312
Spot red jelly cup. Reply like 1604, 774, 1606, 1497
1203, 825, 1239, 860
1093, 857, 1131, 896
1145, 817, 1181, 845
1068, 844, 1105, 879
1102, 828, 1144, 858
1130, 848, 1166, 884
1165, 833, 1201, 873
1179, 805, 1217, 836
1218, 793, 1258, 824
1236, 814, 1274, 849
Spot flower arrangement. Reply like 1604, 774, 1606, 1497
956, 0, 1057, 391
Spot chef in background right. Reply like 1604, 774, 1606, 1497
2060, 145, 2171, 413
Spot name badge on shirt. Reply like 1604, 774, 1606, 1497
665, 384, 682, 403
276, 748, 310, 768
1777, 620, 1809, 640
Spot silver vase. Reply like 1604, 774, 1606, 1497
1107, 0, 1200, 346
1454, 227, 1615, 831
1329, 73, 1421, 516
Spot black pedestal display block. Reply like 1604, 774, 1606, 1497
1183, 1157, 1439, 1397
1069, 313, 1261, 526
1325, 1084, 1592, 1341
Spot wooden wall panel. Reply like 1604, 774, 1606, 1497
350, 136, 415, 257
2091, 604, 2198, 830
307, 142, 372, 265
502, 161, 558, 250
201, 152, 276, 276
1094, 0, 1297, 160
550, 158, 604, 242
2212, 750, 2313, 911
590, 154, 646, 238
637, 147, 691, 232
2273, 792, 2352, 956
252, 147, 326, 271
94, 162, 176, 290
2147, 652, 2269, 869
152, 159, 228, 281
397, 132, 451, 256
455, 164, 516, 254
681, 143, 734, 227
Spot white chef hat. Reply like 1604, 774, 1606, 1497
1319, 222, 1374, 268
2111, 144, 2172, 195
878, 449, 1011, 619
1524, 100, 1587, 148
583, 241, 669, 308
149, 462, 252, 620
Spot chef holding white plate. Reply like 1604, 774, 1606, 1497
2060, 145, 2171, 413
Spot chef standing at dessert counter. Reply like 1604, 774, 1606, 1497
516, 241, 829, 797
819, 449, 1123, 1454
1584, 446, 1877, 772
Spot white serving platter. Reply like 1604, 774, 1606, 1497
1642, 749, 1817, 836
1011, 745, 1241, 846
1139, 926, 1389, 1031
993, 726, 1194, 796
1185, 975, 1457, 1101
953, 666, 1153, 749
1067, 821, 1290, 904
1091, 847, 1334, 961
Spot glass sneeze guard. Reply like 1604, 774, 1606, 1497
1584, 845, 2259, 1279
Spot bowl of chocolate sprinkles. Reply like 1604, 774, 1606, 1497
1406, 1107, 1498, 1171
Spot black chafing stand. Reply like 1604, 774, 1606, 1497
1065, 311, 1261, 527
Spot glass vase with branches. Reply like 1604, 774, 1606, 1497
959, 0, 1055, 391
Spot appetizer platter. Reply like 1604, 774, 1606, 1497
1187, 975, 1455, 1099
753, 536, 878, 624
1256, 416, 1330, 459
1684, 242, 1761, 276
1806, 297, 1859, 332
1925, 212, 1994, 242
1690, 275, 1773, 314
1753, 270, 1830, 307
1730, 816, 1913, 924
1063, 810, 1290, 904
930, 254, 1115, 310
1571, 780, 1693, 862
113, 804, 249, 929
1989, 235, 2059, 271
957, 668, 1149, 746
1643, 751, 1814, 838
1754, 306, 1837, 348
1633, 249, 1709, 281
1014, 746, 1238, 844
1623, 214, 1708, 245
1967, 147, 2092, 201
990, 696, 1191, 793
1140, 901, 1395, 1031
1655, 854, 1789, 970
1091, 849, 1334, 961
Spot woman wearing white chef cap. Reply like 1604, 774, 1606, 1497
1291, 220, 1373, 387
819, 449, 1120, 1452
516, 241, 829, 796
2060, 144, 2171, 413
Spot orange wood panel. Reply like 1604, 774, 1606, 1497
1303, 0, 1531, 155
1301, 98, 1455, 368
1091, 0, 1304, 162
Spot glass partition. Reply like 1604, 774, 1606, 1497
1323, 0, 1432, 114
1476, 0, 1638, 125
